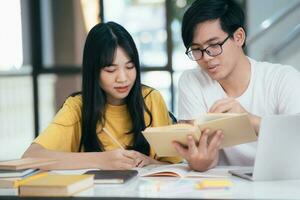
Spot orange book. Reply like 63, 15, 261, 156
19, 174, 94, 197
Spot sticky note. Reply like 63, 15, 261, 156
195, 179, 232, 189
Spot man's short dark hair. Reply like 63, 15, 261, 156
182, 0, 246, 49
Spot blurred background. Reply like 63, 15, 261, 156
1, 0, 300, 160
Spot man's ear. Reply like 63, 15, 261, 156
233, 27, 246, 47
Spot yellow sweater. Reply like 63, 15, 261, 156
34, 86, 181, 164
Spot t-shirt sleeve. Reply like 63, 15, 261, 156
144, 89, 182, 164
274, 66, 300, 114
178, 70, 207, 120
33, 97, 82, 152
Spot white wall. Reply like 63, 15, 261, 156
246, 0, 300, 71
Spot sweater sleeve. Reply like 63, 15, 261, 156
33, 96, 82, 152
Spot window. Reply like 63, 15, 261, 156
0, 0, 23, 70
102, 0, 196, 113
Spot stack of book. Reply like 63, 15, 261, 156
0, 158, 94, 197
0, 157, 57, 188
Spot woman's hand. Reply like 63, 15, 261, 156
93, 149, 138, 169
94, 149, 160, 169
133, 153, 163, 168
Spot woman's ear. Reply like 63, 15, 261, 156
233, 27, 246, 47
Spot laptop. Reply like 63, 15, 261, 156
229, 114, 300, 181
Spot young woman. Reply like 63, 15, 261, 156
22, 22, 181, 170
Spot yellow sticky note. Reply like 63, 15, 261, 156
195, 179, 232, 189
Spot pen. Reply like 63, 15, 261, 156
103, 128, 125, 150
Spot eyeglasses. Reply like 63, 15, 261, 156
185, 35, 231, 61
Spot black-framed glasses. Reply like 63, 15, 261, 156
185, 35, 231, 61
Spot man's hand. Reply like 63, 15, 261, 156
209, 98, 261, 134
209, 98, 247, 113
172, 129, 223, 172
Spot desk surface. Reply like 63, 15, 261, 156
1, 168, 300, 199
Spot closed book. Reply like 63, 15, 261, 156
0, 169, 36, 178
143, 113, 257, 156
0, 158, 57, 170
19, 174, 94, 197
84, 170, 138, 184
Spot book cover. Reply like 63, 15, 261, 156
143, 113, 257, 156
84, 170, 138, 184
19, 174, 94, 197
0, 158, 57, 170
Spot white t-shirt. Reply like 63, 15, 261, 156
178, 57, 300, 166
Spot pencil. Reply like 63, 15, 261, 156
102, 128, 125, 150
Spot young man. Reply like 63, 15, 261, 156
173, 0, 300, 171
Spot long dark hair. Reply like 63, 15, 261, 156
79, 22, 152, 155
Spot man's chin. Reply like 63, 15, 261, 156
208, 73, 223, 81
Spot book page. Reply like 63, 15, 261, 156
186, 166, 238, 178
138, 164, 190, 178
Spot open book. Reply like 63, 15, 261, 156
138, 163, 232, 178
143, 113, 257, 156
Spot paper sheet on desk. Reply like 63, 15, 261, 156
137, 163, 233, 178
50, 169, 99, 175
187, 166, 235, 178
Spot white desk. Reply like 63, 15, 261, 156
1, 170, 300, 199
76, 176, 300, 199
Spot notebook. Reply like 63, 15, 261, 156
229, 115, 300, 181
19, 174, 94, 196
143, 113, 257, 156
0, 169, 37, 178
84, 170, 138, 184
0, 158, 57, 170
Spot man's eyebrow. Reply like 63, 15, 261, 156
190, 37, 220, 47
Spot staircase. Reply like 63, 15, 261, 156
246, 0, 300, 71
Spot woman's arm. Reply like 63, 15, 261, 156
22, 143, 146, 170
